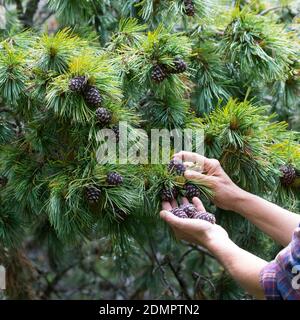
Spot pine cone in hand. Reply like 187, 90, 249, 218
171, 207, 188, 219
194, 212, 216, 224
180, 203, 197, 218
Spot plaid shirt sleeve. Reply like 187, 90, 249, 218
260, 224, 300, 300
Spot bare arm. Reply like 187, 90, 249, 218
160, 197, 267, 299
174, 151, 300, 247
232, 191, 300, 246
207, 237, 267, 299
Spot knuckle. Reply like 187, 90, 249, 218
211, 159, 220, 167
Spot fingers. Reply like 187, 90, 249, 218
170, 199, 178, 208
174, 151, 221, 174
173, 151, 205, 164
184, 170, 214, 184
181, 197, 190, 205
160, 210, 183, 228
162, 201, 173, 211
192, 197, 205, 212
182, 197, 205, 214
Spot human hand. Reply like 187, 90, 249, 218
160, 197, 229, 250
173, 151, 247, 211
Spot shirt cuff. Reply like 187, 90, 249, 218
260, 261, 282, 300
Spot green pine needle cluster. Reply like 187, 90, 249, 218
0, 0, 299, 300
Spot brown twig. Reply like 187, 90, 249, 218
167, 257, 192, 300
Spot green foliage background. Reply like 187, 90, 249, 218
0, 0, 299, 300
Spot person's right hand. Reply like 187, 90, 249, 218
173, 151, 246, 211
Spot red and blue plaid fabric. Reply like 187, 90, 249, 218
260, 224, 300, 300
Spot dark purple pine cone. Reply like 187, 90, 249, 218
180, 204, 198, 218
113, 206, 128, 223
280, 165, 296, 187
168, 159, 186, 175
151, 64, 168, 83
183, 0, 195, 16
161, 187, 178, 201
170, 58, 187, 74
96, 107, 112, 125
171, 208, 188, 219
69, 76, 87, 92
194, 212, 216, 224
184, 183, 201, 200
106, 172, 123, 186
84, 85, 103, 107
85, 185, 101, 203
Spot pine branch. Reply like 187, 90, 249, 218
15, 0, 23, 17
259, 6, 283, 16
21, 0, 40, 28
166, 255, 192, 300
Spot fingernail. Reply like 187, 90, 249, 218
185, 170, 193, 177
160, 210, 169, 219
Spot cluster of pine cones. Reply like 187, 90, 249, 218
171, 204, 216, 224
69, 76, 112, 127
85, 172, 124, 204
151, 57, 187, 83
161, 159, 201, 201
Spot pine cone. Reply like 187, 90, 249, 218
151, 64, 168, 83
96, 107, 112, 125
280, 165, 296, 186
84, 86, 102, 107
168, 159, 186, 175
69, 76, 87, 92
183, 0, 195, 16
170, 58, 187, 74
171, 208, 188, 219
113, 206, 128, 222
0, 176, 8, 188
194, 212, 216, 224
184, 183, 201, 200
85, 185, 101, 203
180, 204, 197, 218
161, 187, 178, 201
107, 172, 123, 186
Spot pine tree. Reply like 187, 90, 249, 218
0, 0, 299, 300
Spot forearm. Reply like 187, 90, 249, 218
207, 238, 267, 299
232, 190, 300, 246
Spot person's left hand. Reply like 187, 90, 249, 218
160, 197, 229, 249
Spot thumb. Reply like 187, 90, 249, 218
160, 210, 182, 227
